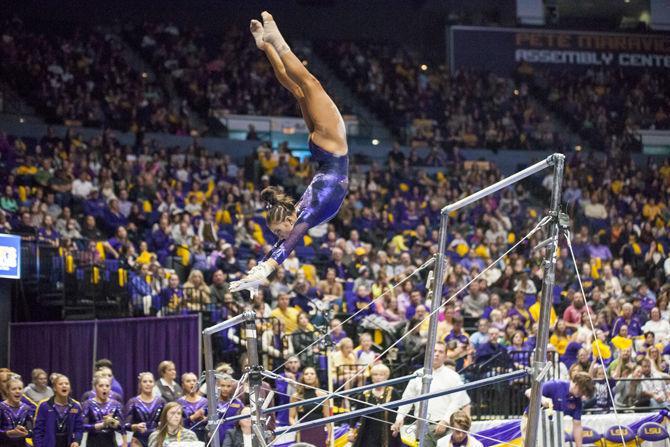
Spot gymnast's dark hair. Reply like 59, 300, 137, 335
261, 186, 295, 225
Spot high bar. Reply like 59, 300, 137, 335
279, 369, 528, 433
202, 310, 256, 336
442, 153, 564, 214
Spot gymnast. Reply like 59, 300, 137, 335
230, 11, 349, 293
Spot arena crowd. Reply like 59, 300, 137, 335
0, 14, 669, 447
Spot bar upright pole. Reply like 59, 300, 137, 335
525, 154, 565, 447
416, 215, 448, 446
203, 330, 220, 447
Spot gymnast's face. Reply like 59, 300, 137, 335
269, 214, 297, 240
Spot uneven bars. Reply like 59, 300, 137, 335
202, 310, 256, 336
220, 372, 420, 424
442, 154, 559, 214
280, 369, 528, 434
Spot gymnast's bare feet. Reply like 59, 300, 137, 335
250, 19, 266, 50
261, 11, 290, 54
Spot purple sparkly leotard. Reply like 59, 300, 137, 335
176, 396, 208, 441
123, 396, 165, 447
82, 398, 125, 447
265, 140, 348, 264
0, 400, 35, 447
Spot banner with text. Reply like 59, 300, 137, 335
449, 26, 670, 75
0, 234, 20, 279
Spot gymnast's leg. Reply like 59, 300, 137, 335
260, 11, 348, 156
250, 19, 314, 133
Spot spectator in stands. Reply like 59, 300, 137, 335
288, 366, 330, 444
221, 406, 254, 447
290, 312, 319, 368
153, 361, 182, 402
549, 320, 569, 356
470, 319, 490, 349
348, 363, 401, 447
182, 269, 211, 311
271, 293, 300, 334
317, 267, 343, 306
614, 364, 643, 408
462, 282, 489, 318
475, 327, 507, 366
23, 368, 53, 403
392, 342, 471, 447
331, 337, 358, 387
147, 402, 198, 447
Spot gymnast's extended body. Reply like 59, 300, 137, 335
230, 11, 349, 293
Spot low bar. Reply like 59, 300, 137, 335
278, 369, 528, 434
443, 154, 558, 214
202, 310, 255, 336
222, 372, 419, 424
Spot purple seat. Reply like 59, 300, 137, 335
604, 425, 636, 445
637, 422, 669, 443
566, 426, 600, 445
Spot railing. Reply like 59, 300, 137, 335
464, 350, 559, 420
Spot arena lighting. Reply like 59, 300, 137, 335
19, 117, 24, 123
514, 89, 520, 95
141, 72, 148, 78
575, 144, 582, 151
371, 138, 380, 145
301, 59, 308, 66
420, 64, 428, 71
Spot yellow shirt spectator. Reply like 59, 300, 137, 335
271, 306, 301, 334
529, 300, 557, 327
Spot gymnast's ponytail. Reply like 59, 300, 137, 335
261, 186, 295, 225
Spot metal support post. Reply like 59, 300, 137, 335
203, 328, 220, 447
202, 310, 256, 447
244, 317, 270, 446
525, 154, 565, 447
416, 250, 442, 446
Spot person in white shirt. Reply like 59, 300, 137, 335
391, 342, 471, 447
72, 172, 95, 198
437, 410, 483, 447
641, 307, 670, 345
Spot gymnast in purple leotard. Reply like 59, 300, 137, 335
231, 11, 349, 293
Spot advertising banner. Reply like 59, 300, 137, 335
0, 234, 20, 279
450, 26, 670, 75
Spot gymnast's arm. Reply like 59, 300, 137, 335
265, 221, 311, 267
573, 419, 583, 447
